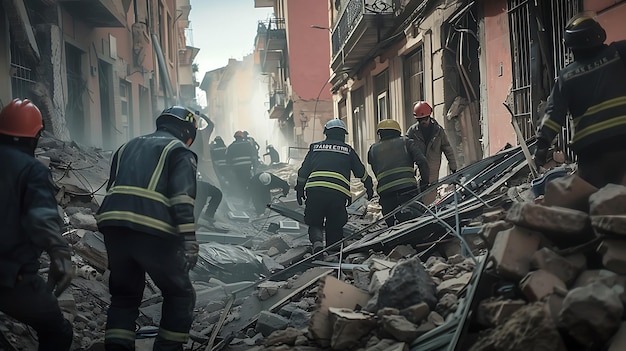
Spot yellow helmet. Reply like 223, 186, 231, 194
376, 119, 401, 133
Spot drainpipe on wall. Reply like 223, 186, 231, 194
151, 33, 176, 106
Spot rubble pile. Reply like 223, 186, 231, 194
468, 175, 626, 350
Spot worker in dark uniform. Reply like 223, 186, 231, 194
0, 98, 73, 350
243, 131, 261, 170
296, 119, 374, 254
248, 172, 290, 215
533, 13, 626, 188
96, 106, 203, 350
195, 171, 223, 229
263, 144, 281, 164
407, 101, 458, 205
227, 130, 257, 197
209, 136, 229, 189
368, 119, 430, 227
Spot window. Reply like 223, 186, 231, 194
167, 13, 173, 62
373, 70, 389, 124
119, 80, 132, 141
351, 87, 367, 157
404, 47, 424, 130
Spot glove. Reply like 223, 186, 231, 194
182, 240, 199, 272
296, 185, 306, 206
47, 248, 73, 297
533, 147, 548, 167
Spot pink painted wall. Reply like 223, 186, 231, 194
482, 0, 517, 155
589, 1, 626, 44
286, 0, 332, 100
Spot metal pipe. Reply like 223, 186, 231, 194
151, 33, 176, 105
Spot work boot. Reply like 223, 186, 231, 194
312, 241, 324, 255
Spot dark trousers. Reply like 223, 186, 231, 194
195, 181, 222, 221
379, 188, 419, 227
101, 227, 195, 351
577, 149, 626, 188
0, 274, 73, 350
231, 165, 253, 197
304, 191, 348, 247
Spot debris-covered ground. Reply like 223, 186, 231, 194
2, 134, 626, 351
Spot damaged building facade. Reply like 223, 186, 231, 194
0, 0, 200, 151
328, 0, 626, 179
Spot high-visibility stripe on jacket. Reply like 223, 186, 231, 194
296, 139, 371, 199
368, 136, 430, 195
96, 131, 197, 239
226, 140, 256, 167
539, 42, 626, 152
210, 144, 227, 167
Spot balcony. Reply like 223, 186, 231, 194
254, 0, 274, 8
331, 0, 396, 73
268, 91, 287, 119
59, 0, 128, 27
260, 18, 287, 72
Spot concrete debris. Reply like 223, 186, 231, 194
6, 134, 626, 351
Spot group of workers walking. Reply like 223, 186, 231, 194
2, 13, 625, 351
296, 100, 457, 254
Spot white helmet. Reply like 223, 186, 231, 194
259, 172, 271, 186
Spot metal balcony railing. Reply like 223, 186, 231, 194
331, 0, 395, 59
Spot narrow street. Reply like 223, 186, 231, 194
1, 1, 626, 351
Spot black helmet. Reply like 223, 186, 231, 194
564, 12, 606, 50
156, 106, 202, 145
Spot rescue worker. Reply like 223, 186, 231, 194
96, 106, 203, 350
533, 13, 626, 188
243, 130, 261, 168
248, 172, 290, 215
407, 101, 458, 204
227, 130, 258, 196
263, 144, 281, 164
296, 119, 374, 254
196, 172, 223, 230
368, 119, 430, 227
209, 136, 229, 189
0, 98, 74, 350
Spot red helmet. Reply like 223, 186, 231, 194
413, 101, 432, 118
0, 98, 44, 138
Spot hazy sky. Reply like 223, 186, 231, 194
188, 0, 273, 106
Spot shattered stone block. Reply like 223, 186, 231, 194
505, 202, 591, 246
480, 207, 507, 223
592, 215, 626, 236
380, 315, 420, 343
531, 247, 583, 285
255, 311, 289, 337
387, 244, 417, 260
559, 281, 623, 346
573, 269, 618, 289
399, 302, 430, 325
373, 257, 437, 311
328, 307, 377, 350
490, 225, 541, 280
520, 269, 566, 302
589, 184, 626, 216
478, 220, 514, 249
544, 294, 564, 327
543, 174, 597, 212
597, 239, 626, 275
368, 269, 390, 295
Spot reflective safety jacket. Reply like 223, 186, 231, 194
0, 144, 70, 287
226, 139, 256, 168
96, 130, 197, 240
539, 41, 626, 152
296, 138, 372, 199
210, 141, 227, 168
367, 136, 429, 195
